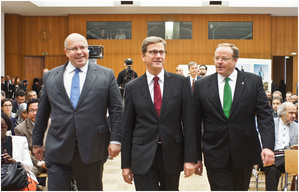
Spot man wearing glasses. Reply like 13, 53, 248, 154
121, 36, 197, 190
193, 43, 275, 190
32, 33, 123, 191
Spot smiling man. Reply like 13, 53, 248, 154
121, 36, 197, 190
193, 43, 275, 191
32, 33, 123, 191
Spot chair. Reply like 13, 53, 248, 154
284, 149, 298, 191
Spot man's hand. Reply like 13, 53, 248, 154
184, 162, 195, 177
33, 146, 44, 161
261, 148, 275, 167
122, 168, 133, 184
195, 161, 203, 176
108, 143, 121, 160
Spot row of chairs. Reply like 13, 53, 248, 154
253, 149, 298, 191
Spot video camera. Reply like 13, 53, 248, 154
19, 79, 28, 92
88, 45, 104, 59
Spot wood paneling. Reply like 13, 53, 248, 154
4, 14, 297, 93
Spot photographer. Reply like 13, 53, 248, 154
117, 58, 138, 96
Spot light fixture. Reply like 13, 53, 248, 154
291, 52, 297, 55
285, 56, 290, 59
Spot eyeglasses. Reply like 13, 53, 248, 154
66, 46, 88, 52
2, 104, 12, 108
146, 50, 167, 56
28, 109, 38, 113
213, 57, 233, 62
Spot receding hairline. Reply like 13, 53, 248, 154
64, 33, 88, 48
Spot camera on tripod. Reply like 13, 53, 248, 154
19, 79, 28, 92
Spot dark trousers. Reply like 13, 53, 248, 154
262, 156, 285, 191
206, 164, 252, 191
46, 142, 106, 191
134, 144, 181, 191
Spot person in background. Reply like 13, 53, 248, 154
1, 90, 5, 101
32, 33, 123, 191
32, 78, 40, 96
290, 94, 298, 103
273, 90, 283, 100
193, 43, 275, 191
15, 103, 28, 126
261, 102, 298, 191
1, 98, 16, 135
186, 62, 201, 93
12, 90, 26, 113
175, 66, 184, 75
1, 111, 38, 191
285, 91, 292, 102
26, 90, 37, 102
198, 64, 208, 77
272, 96, 282, 118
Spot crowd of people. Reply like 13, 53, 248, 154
1, 33, 298, 191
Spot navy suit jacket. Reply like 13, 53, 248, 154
186, 75, 201, 93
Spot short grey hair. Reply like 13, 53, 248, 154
277, 102, 296, 117
188, 62, 198, 69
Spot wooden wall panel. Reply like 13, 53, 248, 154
4, 14, 297, 91
22, 16, 68, 56
5, 14, 23, 78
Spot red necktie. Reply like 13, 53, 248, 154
153, 76, 162, 116
192, 78, 195, 92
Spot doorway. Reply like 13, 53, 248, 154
24, 56, 45, 93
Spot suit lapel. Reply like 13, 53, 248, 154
207, 73, 223, 116
55, 63, 73, 108
159, 71, 173, 119
139, 74, 158, 118
230, 70, 246, 116
76, 63, 97, 109
26, 119, 33, 135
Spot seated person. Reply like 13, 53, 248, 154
14, 99, 47, 178
261, 102, 298, 191
15, 103, 27, 127
1, 98, 16, 135
26, 90, 37, 103
1, 111, 38, 190
272, 96, 282, 118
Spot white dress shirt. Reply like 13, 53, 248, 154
146, 69, 164, 103
189, 75, 198, 87
217, 69, 238, 108
63, 61, 88, 98
274, 119, 290, 151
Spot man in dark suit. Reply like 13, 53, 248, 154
32, 33, 123, 191
186, 61, 201, 93
193, 43, 275, 191
121, 36, 197, 191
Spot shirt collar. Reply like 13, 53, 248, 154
218, 69, 238, 83
146, 69, 165, 84
66, 61, 89, 74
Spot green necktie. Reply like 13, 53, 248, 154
223, 77, 232, 118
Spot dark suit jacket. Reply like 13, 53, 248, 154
121, 71, 197, 175
186, 75, 201, 93
32, 62, 123, 164
193, 69, 274, 169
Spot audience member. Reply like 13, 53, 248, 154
261, 102, 298, 191
186, 61, 201, 93
1, 76, 5, 90
1, 111, 38, 190
12, 90, 26, 113
115, 29, 126, 39
32, 33, 123, 191
32, 78, 40, 95
285, 91, 292, 102
26, 90, 37, 102
278, 79, 287, 101
1, 90, 5, 100
294, 100, 298, 123
271, 81, 278, 94
272, 96, 283, 118
273, 90, 283, 99
3, 74, 14, 99
39, 68, 49, 98
117, 58, 138, 97
290, 94, 298, 103
198, 64, 207, 77
15, 103, 28, 126
193, 43, 275, 191
15, 98, 47, 178
175, 66, 184, 75
1, 98, 16, 135
121, 36, 197, 191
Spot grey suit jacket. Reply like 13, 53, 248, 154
32, 62, 123, 164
